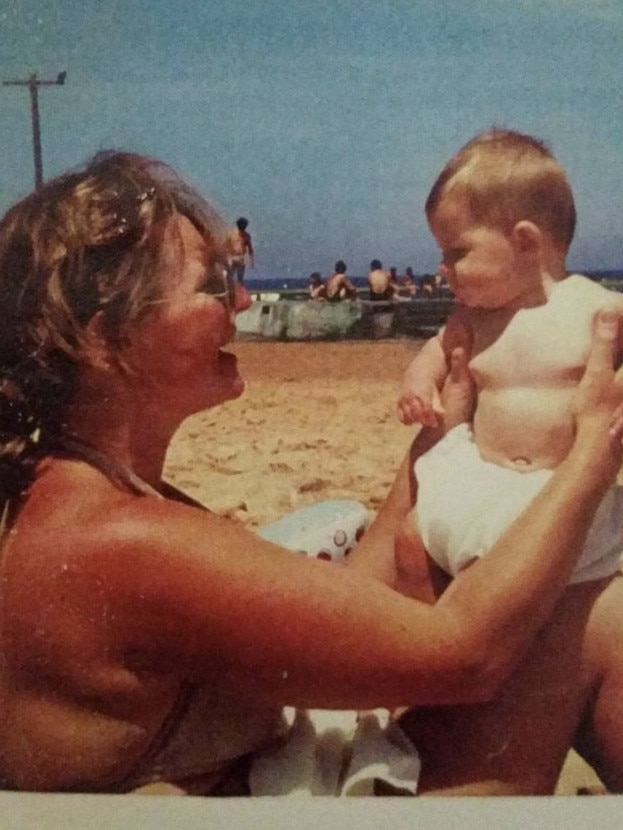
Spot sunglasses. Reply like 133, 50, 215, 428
142, 261, 237, 314
200, 262, 237, 309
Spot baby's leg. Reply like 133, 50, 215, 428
574, 574, 623, 792
398, 578, 610, 795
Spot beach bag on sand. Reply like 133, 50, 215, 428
257, 499, 371, 563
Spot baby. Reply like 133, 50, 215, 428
397, 128, 623, 590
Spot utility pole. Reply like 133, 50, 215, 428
2, 71, 66, 189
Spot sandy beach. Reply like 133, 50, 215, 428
164, 338, 605, 796
165, 339, 421, 527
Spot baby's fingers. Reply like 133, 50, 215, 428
397, 399, 419, 425
397, 394, 439, 427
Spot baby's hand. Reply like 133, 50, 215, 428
397, 385, 444, 427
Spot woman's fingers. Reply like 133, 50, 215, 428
440, 347, 475, 431
586, 310, 618, 381
576, 310, 622, 416
448, 346, 468, 380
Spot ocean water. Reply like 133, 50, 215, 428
247, 275, 371, 291
246, 270, 623, 293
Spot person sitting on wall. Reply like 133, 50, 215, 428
400, 267, 418, 298
326, 260, 358, 302
308, 272, 327, 300
367, 259, 396, 301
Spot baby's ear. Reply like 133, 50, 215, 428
511, 220, 541, 254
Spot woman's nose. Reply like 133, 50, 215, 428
234, 282, 253, 313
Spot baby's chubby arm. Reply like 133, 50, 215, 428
397, 333, 448, 426
397, 312, 473, 427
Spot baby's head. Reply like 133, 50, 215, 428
425, 128, 576, 255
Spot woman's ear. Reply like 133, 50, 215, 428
511, 220, 542, 255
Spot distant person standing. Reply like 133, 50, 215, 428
226, 216, 255, 284
367, 259, 396, 301
326, 260, 358, 301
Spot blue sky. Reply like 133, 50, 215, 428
1, 0, 622, 280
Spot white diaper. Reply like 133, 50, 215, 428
414, 423, 623, 585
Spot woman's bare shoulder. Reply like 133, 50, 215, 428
4, 460, 236, 609
3, 464, 260, 670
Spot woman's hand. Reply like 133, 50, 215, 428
573, 310, 623, 474
438, 347, 475, 432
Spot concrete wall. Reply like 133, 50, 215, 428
236, 298, 454, 341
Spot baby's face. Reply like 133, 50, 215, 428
429, 197, 536, 310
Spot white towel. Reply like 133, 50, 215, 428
249, 708, 420, 797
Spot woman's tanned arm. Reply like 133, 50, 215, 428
100, 312, 623, 711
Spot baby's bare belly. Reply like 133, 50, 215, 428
474, 386, 576, 472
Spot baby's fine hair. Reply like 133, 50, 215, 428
425, 128, 576, 251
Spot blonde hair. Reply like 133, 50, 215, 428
425, 128, 576, 251
0, 151, 227, 499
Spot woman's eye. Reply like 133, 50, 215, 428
200, 273, 225, 295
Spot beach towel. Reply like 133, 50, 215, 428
254, 500, 420, 796
249, 707, 420, 796
258, 499, 372, 563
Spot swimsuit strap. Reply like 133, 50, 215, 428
0, 440, 204, 792
47, 438, 203, 792
51, 438, 164, 499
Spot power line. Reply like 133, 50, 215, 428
2, 71, 67, 190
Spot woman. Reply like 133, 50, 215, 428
0, 152, 621, 794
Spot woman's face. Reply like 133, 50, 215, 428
123, 215, 252, 416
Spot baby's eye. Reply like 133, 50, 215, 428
443, 248, 467, 265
